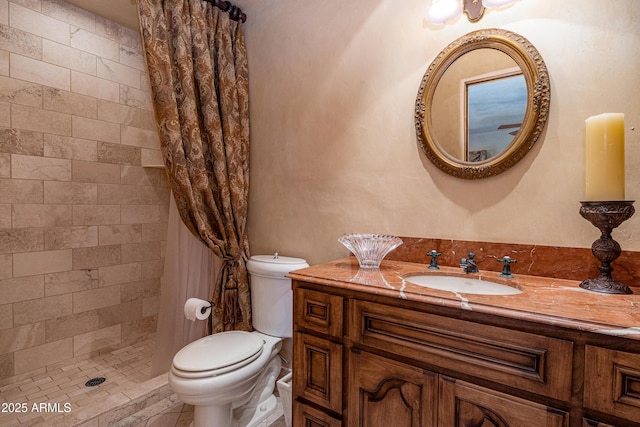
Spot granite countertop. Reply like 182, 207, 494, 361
287, 257, 640, 339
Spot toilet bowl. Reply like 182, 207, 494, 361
169, 254, 308, 427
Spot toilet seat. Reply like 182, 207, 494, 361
172, 331, 265, 379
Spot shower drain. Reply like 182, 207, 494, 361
85, 377, 106, 387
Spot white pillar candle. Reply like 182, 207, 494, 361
585, 113, 625, 201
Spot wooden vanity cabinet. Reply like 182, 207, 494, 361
292, 280, 640, 427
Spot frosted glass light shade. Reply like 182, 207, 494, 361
426, 0, 462, 25
338, 234, 403, 269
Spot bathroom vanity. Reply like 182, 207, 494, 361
288, 258, 640, 427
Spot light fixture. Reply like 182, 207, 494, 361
425, 0, 519, 26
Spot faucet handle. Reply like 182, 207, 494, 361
497, 256, 517, 278
427, 250, 441, 270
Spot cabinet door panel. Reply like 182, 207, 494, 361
294, 332, 343, 413
439, 376, 568, 427
293, 400, 342, 427
295, 288, 343, 338
348, 350, 437, 427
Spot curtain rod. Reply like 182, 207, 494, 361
206, 0, 247, 23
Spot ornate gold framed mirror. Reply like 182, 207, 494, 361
415, 28, 550, 179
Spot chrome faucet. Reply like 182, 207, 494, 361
460, 252, 479, 273
497, 256, 517, 278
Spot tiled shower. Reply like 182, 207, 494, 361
0, 0, 167, 386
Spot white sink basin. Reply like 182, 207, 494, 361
405, 275, 522, 296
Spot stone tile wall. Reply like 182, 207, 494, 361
0, 0, 168, 380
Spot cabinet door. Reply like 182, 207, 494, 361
584, 345, 640, 422
348, 350, 437, 427
294, 332, 343, 413
293, 400, 342, 427
439, 376, 568, 427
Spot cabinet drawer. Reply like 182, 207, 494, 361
440, 376, 568, 427
294, 332, 343, 413
584, 345, 640, 421
350, 300, 573, 401
293, 400, 342, 427
295, 288, 343, 338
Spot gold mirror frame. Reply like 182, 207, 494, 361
415, 28, 550, 179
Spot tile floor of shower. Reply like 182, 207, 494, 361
0, 336, 287, 427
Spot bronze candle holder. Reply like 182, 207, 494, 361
579, 200, 635, 294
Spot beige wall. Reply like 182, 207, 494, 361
243, 0, 640, 266
0, 0, 167, 379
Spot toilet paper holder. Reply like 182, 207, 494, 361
201, 301, 214, 314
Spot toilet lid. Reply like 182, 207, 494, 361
173, 331, 265, 373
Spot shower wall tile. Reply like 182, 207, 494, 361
73, 324, 120, 356
44, 181, 97, 204
0, 1, 7, 25
0, 178, 43, 203
72, 115, 120, 143
9, 2, 70, 45
97, 141, 141, 165
121, 125, 160, 149
0, 24, 42, 59
72, 285, 120, 313
0, 227, 44, 253
70, 28, 119, 62
14, 338, 73, 375
11, 104, 72, 135
98, 183, 139, 205
45, 310, 99, 342
98, 224, 142, 245
0, 50, 8, 76
0, 254, 11, 279
0, 128, 44, 155
0, 304, 12, 330
98, 262, 141, 287
0, 1, 165, 381
120, 85, 152, 110
121, 204, 161, 224
12, 204, 73, 228
0, 275, 44, 304
0, 321, 45, 353
44, 225, 99, 249
121, 315, 156, 342
11, 153, 71, 181
44, 269, 98, 296
44, 134, 97, 161
43, 86, 98, 118
42, 0, 96, 32
97, 57, 141, 88
10, 52, 70, 91
142, 296, 159, 317
0, 152, 8, 177
0, 75, 42, 107
72, 244, 121, 269
72, 204, 120, 225
121, 278, 160, 303
121, 241, 161, 263
97, 300, 142, 328
71, 159, 120, 183
12, 248, 72, 276
13, 294, 72, 326
71, 70, 119, 102
0, 204, 10, 228
42, 39, 97, 75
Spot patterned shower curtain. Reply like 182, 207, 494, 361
137, 0, 251, 332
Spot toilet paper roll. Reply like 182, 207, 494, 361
184, 298, 212, 321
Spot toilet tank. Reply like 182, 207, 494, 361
247, 254, 309, 338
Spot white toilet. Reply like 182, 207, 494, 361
169, 254, 309, 427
